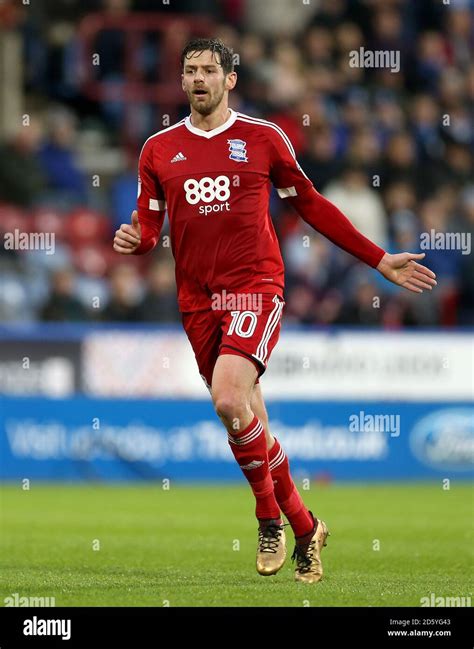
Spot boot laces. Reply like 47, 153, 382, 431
291, 540, 317, 573
258, 524, 284, 554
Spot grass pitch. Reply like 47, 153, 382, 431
0, 482, 472, 607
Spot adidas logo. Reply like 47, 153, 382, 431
170, 152, 187, 163
240, 460, 264, 471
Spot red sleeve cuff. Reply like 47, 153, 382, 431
133, 211, 164, 255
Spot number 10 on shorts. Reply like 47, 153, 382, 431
227, 311, 258, 338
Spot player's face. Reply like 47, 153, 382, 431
182, 50, 233, 116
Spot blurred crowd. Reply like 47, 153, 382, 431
0, 0, 472, 326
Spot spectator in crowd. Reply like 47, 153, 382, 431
101, 263, 142, 321
298, 127, 342, 191
38, 106, 87, 207
110, 154, 139, 229
380, 131, 416, 184
41, 268, 89, 321
324, 165, 388, 249
0, 118, 46, 207
335, 274, 383, 327
136, 257, 180, 322
410, 94, 443, 160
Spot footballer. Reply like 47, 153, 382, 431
113, 38, 437, 583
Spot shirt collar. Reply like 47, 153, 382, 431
184, 108, 237, 139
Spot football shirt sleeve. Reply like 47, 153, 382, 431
134, 140, 166, 255
267, 127, 386, 268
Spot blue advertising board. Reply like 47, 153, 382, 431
1, 397, 472, 481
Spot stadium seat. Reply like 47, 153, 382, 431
72, 243, 114, 278
32, 207, 68, 241
0, 204, 33, 235
66, 208, 113, 245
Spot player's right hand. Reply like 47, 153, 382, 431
113, 210, 141, 254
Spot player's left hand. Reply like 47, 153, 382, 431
376, 252, 437, 294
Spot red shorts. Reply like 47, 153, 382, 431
181, 293, 285, 391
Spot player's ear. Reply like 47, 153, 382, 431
226, 71, 237, 91
181, 73, 186, 92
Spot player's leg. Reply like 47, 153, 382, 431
211, 353, 286, 576
182, 308, 284, 575
250, 382, 330, 583
249, 383, 275, 451
251, 383, 313, 532
211, 353, 256, 433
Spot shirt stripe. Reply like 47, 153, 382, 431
149, 199, 167, 211
277, 186, 298, 198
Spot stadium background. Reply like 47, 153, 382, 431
0, 0, 472, 610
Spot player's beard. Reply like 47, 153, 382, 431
188, 83, 226, 116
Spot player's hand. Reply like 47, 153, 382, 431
376, 252, 437, 294
113, 210, 141, 254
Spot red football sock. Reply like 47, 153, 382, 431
268, 437, 314, 537
228, 415, 281, 521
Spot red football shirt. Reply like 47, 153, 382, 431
136, 109, 385, 312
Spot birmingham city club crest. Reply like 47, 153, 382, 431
228, 139, 248, 163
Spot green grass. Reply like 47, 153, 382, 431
0, 482, 472, 607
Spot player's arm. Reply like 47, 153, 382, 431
268, 129, 436, 293
113, 140, 165, 255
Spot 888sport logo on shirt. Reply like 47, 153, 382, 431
183, 175, 231, 215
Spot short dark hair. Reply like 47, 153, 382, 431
181, 38, 234, 76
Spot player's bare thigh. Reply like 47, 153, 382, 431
211, 354, 257, 433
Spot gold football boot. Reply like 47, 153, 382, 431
256, 520, 286, 576
292, 514, 329, 584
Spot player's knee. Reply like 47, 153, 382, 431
213, 394, 249, 424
